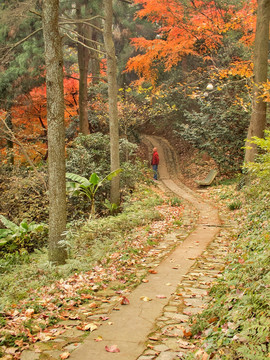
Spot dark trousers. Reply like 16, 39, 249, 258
152, 164, 158, 180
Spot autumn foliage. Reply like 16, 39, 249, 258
126, 0, 257, 82
0, 75, 79, 164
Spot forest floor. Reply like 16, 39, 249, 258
13, 136, 233, 360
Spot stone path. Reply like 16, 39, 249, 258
20, 136, 230, 360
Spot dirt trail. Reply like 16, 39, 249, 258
64, 136, 222, 360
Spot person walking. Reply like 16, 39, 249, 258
151, 147, 159, 180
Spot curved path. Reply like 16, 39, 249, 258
68, 136, 221, 360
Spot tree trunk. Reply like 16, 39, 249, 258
103, 0, 120, 205
5, 111, 14, 166
42, 0, 67, 265
90, 23, 101, 85
76, 0, 91, 135
244, 0, 270, 162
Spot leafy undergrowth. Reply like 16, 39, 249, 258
188, 177, 270, 360
0, 184, 188, 359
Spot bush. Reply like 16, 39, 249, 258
0, 215, 48, 255
66, 133, 147, 218
174, 81, 250, 174
0, 170, 48, 224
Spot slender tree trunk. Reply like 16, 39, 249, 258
244, 0, 270, 162
42, 0, 67, 265
90, 23, 101, 85
5, 110, 14, 165
103, 0, 120, 205
76, 0, 91, 135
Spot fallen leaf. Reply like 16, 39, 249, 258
142, 279, 149, 283
1, 355, 14, 360
95, 336, 103, 342
60, 351, 70, 359
69, 314, 80, 320
183, 329, 192, 338
37, 332, 52, 342
78, 323, 98, 331
148, 269, 157, 274
121, 296, 130, 305
177, 339, 195, 349
25, 308, 35, 318
5, 348, 17, 355
156, 295, 167, 299
105, 345, 120, 353
89, 302, 98, 308
140, 296, 152, 302
149, 336, 159, 341
195, 349, 209, 359
208, 316, 218, 324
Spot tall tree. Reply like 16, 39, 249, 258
103, 0, 120, 205
42, 0, 67, 264
245, 0, 270, 162
76, 0, 92, 135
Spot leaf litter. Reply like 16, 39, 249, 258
0, 190, 185, 359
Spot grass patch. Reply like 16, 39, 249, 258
0, 185, 164, 309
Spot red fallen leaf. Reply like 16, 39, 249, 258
208, 316, 219, 324
105, 345, 120, 353
69, 314, 80, 320
59, 311, 70, 318
89, 302, 98, 308
60, 351, 70, 359
183, 329, 192, 338
121, 296, 130, 305
95, 336, 103, 342
149, 336, 159, 341
156, 295, 167, 299
77, 323, 98, 332
148, 269, 157, 274
142, 279, 149, 283
100, 316, 109, 321
238, 258, 245, 264
81, 294, 94, 300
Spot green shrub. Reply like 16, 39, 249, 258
244, 129, 270, 179
65, 133, 147, 218
170, 196, 182, 207
0, 215, 48, 255
228, 200, 242, 210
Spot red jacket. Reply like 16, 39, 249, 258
151, 151, 159, 165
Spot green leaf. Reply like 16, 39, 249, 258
0, 238, 9, 246
89, 173, 100, 185
0, 215, 19, 232
0, 229, 11, 238
66, 172, 90, 187
105, 168, 122, 181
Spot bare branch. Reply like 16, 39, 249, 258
0, 27, 43, 64
60, 25, 104, 48
59, 16, 104, 33
29, 9, 42, 17
63, 31, 107, 56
